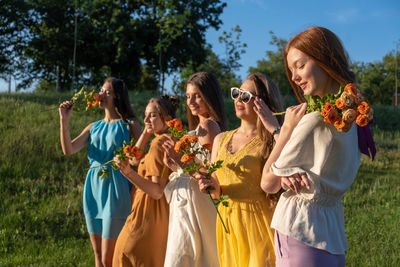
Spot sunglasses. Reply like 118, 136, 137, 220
230, 87, 258, 104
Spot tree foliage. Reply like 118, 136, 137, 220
173, 25, 246, 95
249, 31, 297, 106
353, 51, 399, 105
0, 0, 226, 91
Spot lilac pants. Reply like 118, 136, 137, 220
274, 231, 345, 267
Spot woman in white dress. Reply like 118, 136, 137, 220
162, 72, 226, 267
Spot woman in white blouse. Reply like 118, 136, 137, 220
259, 26, 362, 267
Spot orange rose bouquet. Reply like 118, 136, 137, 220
305, 83, 373, 132
93, 138, 143, 180
174, 134, 229, 233
70, 86, 102, 112
167, 118, 187, 139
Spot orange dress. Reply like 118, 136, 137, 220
113, 135, 171, 267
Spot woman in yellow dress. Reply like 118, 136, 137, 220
197, 72, 284, 267
112, 96, 179, 267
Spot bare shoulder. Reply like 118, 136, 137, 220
83, 122, 95, 132
212, 132, 225, 148
200, 118, 221, 132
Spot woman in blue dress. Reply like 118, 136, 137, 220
59, 77, 141, 267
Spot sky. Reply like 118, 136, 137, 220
206, 0, 400, 82
1, 0, 399, 92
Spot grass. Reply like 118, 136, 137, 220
0, 91, 399, 266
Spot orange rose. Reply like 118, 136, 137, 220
357, 101, 370, 115
186, 136, 198, 143
323, 108, 339, 124
334, 118, 345, 131
181, 154, 196, 163
174, 140, 183, 152
340, 91, 355, 108
203, 144, 212, 151
167, 119, 177, 127
321, 102, 334, 117
344, 83, 358, 97
335, 98, 345, 110
130, 146, 143, 159
356, 114, 369, 127
174, 120, 183, 132
342, 109, 357, 124
334, 118, 352, 132
123, 145, 132, 156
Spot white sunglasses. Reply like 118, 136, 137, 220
230, 87, 258, 104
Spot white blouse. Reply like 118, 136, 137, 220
270, 111, 361, 254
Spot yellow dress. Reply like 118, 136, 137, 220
113, 135, 171, 267
215, 130, 276, 267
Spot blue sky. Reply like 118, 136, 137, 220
1, 0, 399, 92
206, 0, 400, 81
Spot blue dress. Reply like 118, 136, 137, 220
83, 119, 132, 221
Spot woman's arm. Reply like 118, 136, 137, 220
129, 126, 152, 166
117, 158, 168, 200
59, 101, 92, 155
260, 103, 308, 193
129, 118, 142, 142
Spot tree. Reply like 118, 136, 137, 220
354, 51, 398, 105
249, 31, 297, 106
0, 0, 30, 89
218, 25, 247, 75
172, 25, 246, 95
0, 0, 227, 92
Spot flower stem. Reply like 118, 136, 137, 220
272, 111, 286, 116
207, 192, 229, 233
89, 159, 114, 169
161, 165, 166, 179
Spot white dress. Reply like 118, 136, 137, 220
163, 129, 220, 267
270, 111, 361, 254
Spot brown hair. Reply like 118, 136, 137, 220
245, 72, 284, 159
284, 26, 355, 102
186, 72, 227, 131
149, 95, 180, 123
105, 77, 136, 123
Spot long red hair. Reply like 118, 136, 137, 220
284, 27, 355, 102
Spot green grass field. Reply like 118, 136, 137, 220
0, 91, 398, 266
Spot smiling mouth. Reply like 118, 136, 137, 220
299, 83, 307, 90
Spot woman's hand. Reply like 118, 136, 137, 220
253, 97, 280, 133
59, 101, 74, 120
282, 102, 307, 132
194, 172, 221, 198
162, 151, 178, 172
162, 134, 181, 164
281, 173, 310, 193
113, 155, 132, 177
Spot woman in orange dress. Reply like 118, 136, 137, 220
112, 96, 179, 267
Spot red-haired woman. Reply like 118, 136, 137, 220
261, 27, 375, 267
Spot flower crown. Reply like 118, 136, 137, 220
305, 83, 373, 132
